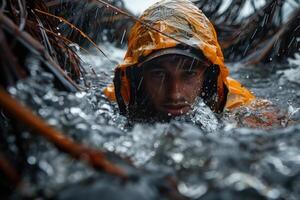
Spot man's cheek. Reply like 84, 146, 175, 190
188, 86, 201, 102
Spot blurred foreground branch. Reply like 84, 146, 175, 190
0, 88, 127, 178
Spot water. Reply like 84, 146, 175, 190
2, 42, 299, 199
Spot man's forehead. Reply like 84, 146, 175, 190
144, 54, 210, 69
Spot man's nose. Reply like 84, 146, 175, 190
167, 79, 184, 101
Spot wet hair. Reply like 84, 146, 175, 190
114, 47, 228, 120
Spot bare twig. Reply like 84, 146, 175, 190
0, 88, 128, 179
17, 0, 27, 30
33, 23, 90, 54
0, 12, 80, 92
34, 9, 115, 64
46, 0, 194, 49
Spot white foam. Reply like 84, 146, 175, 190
283, 53, 300, 84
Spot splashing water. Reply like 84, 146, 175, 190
3, 41, 300, 199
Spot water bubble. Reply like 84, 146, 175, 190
70, 107, 82, 114
39, 160, 54, 176
171, 152, 184, 163
48, 118, 59, 126
76, 123, 88, 130
8, 87, 17, 95
122, 141, 132, 148
178, 182, 207, 199
223, 123, 236, 132
75, 92, 86, 98
27, 156, 37, 165
100, 103, 112, 111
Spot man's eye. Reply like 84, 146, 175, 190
151, 70, 166, 78
183, 71, 197, 78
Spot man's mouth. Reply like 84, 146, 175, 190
162, 104, 190, 116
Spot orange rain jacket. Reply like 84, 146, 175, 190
104, 0, 255, 112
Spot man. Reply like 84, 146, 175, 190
104, 0, 255, 122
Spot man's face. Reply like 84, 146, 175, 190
142, 55, 209, 118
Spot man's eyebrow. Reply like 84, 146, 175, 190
184, 60, 209, 70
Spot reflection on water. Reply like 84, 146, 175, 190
2, 46, 300, 199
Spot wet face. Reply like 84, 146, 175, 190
142, 55, 209, 118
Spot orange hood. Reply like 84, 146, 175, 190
104, 0, 255, 112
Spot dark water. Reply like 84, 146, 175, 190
3, 48, 300, 199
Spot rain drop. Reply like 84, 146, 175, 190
120, 30, 126, 45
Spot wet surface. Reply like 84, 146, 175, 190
2, 47, 300, 199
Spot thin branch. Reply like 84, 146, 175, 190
34, 9, 116, 65
0, 12, 80, 92
0, 88, 128, 179
17, 0, 27, 30
42, 27, 90, 54
46, 0, 194, 49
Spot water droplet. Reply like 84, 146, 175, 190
27, 156, 37, 165
8, 87, 17, 95
75, 92, 86, 98
178, 182, 207, 199
70, 107, 82, 114
171, 152, 184, 163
